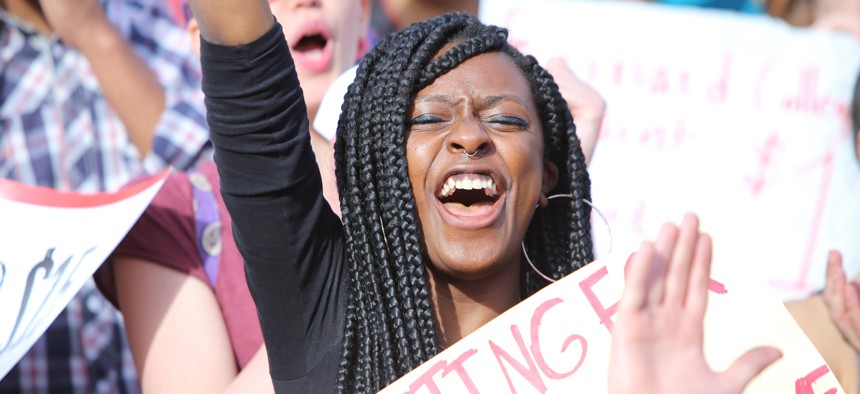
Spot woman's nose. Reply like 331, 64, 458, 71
446, 118, 491, 158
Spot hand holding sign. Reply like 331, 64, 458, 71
610, 214, 782, 393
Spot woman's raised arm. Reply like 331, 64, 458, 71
186, 0, 273, 45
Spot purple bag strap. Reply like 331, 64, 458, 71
189, 171, 222, 288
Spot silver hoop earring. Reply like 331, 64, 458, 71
523, 194, 613, 283
463, 149, 478, 159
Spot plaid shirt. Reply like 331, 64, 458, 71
0, 1, 211, 192
0, 0, 211, 392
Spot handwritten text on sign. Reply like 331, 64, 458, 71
380, 252, 842, 393
481, 0, 860, 301
0, 171, 168, 380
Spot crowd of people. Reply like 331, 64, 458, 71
1, 0, 859, 392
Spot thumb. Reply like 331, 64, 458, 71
720, 346, 782, 392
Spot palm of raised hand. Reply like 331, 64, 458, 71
609, 214, 781, 394
611, 302, 719, 392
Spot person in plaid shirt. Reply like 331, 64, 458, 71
0, 0, 211, 392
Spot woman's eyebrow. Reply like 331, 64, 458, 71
481, 95, 529, 108
414, 95, 529, 108
413, 94, 459, 105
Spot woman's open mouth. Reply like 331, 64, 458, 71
435, 173, 504, 228
290, 21, 333, 73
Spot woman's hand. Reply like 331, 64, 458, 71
823, 250, 860, 352
186, 0, 273, 46
609, 213, 782, 393
37, 0, 111, 50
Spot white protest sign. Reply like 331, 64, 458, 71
480, 0, 860, 301
0, 170, 168, 379
380, 252, 843, 393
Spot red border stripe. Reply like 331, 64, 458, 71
0, 169, 171, 208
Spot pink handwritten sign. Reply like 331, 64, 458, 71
481, 0, 860, 301
379, 252, 843, 393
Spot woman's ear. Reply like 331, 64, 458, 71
542, 159, 559, 195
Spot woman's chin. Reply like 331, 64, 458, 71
426, 251, 518, 283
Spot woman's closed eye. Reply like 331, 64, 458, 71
485, 115, 529, 130
409, 114, 446, 125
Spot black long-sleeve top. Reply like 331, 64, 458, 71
200, 21, 347, 393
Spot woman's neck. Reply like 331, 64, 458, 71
427, 264, 521, 349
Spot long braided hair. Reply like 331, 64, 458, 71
333, 13, 594, 392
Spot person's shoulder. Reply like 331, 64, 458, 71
144, 167, 195, 212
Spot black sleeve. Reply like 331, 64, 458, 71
199, 22, 346, 390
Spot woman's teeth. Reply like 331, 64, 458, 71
439, 174, 498, 198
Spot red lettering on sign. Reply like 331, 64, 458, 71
707, 54, 732, 103
580, 266, 620, 332
651, 68, 670, 95
406, 349, 480, 394
582, 255, 728, 334
796, 153, 834, 292
795, 364, 836, 394
406, 360, 446, 394
440, 349, 480, 393
708, 279, 728, 294
530, 298, 587, 379
783, 66, 837, 116
489, 325, 546, 393
745, 133, 781, 197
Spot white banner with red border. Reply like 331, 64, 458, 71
0, 170, 168, 379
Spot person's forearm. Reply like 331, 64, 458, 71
75, 18, 164, 157
187, 0, 273, 45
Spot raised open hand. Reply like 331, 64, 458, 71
823, 250, 860, 352
545, 57, 604, 166
609, 213, 782, 393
